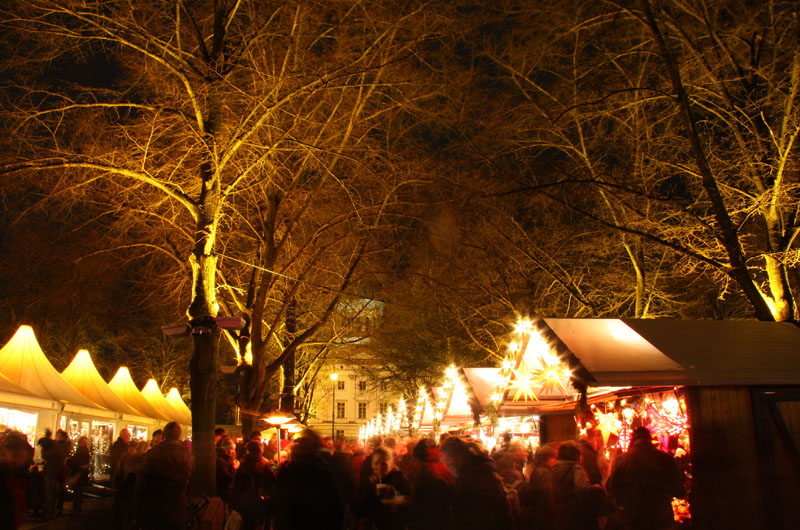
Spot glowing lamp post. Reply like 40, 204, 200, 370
330, 372, 339, 438
264, 412, 293, 469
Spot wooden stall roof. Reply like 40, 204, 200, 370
543, 319, 800, 387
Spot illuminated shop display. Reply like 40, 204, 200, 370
0, 407, 38, 445
583, 390, 691, 525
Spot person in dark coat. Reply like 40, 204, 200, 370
606, 427, 685, 530
109, 428, 131, 484
271, 429, 345, 530
216, 435, 238, 506
578, 428, 608, 486
67, 436, 91, 516
43, 429, 70, 518
231, 440, 271, 530
407, 438, 455, 530
519, 443, 556, 530
319, 437, 357, 527
114, 441, 146, 529
440, 436, 513, 530
134, 422, 193, 530
551, 440, 603, 530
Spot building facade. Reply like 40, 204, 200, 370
308, 353, 401, 440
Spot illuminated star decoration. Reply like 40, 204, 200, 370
509, 362, 539, 401
530, 352, 573, 397
594, 409, 623, 445
645, 397, 688, 451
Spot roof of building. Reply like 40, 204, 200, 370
543, 318, 800, 387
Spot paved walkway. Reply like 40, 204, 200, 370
20, 498, 113, 530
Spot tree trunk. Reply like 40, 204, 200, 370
280, 299, 297, 415
240, 412, 257, 441
641, 0, 775, 320
189, 325, 218, 496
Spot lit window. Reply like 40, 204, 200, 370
358, 402, 367, 419
336, 402, 346, 419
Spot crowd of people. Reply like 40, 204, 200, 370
0, 426, 92, 528
0, 422, 685, 530
207, 425, 685, 530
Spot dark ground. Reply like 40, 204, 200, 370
20, 484, 113, 530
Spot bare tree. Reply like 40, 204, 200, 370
443, 0, 800, 323
0, 0, 439, 493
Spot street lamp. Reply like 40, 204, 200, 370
264, 412, 293, 469
330, 372, 339, 439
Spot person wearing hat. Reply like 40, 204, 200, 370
607, 427, 685, 530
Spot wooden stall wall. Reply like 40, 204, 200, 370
686, 386, 764, 529
751, 386, 800, 530
539, 412, 577, 444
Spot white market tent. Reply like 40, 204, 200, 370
0, 370, 33, 396
108, 368, 171, 422
0, 325, 106, 411
140, 379, 188, 425
164, 387, 193, 425
62, 349, 154, 422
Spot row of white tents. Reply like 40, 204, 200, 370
0, 325, 192, 461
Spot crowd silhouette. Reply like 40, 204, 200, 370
0, 423, 685, 530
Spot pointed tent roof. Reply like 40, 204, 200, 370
0, 325, 103, 408
164, 388, 192, 425
62, 350, 141, 416
108, 368, 170, 421
140, 379, 186, 424
0, 370, 30, 396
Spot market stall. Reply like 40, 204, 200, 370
0, 326, 115, 455
0, 370, 60, 445
61, 349, 163, 478
522, 317, 800, 530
